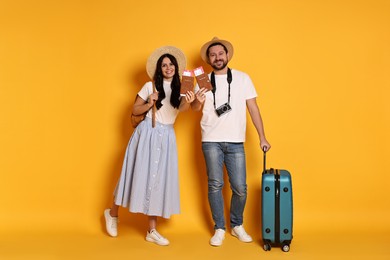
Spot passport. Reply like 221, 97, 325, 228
194, 66, 212, 91
181, 69, 195, 96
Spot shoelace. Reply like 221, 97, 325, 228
151, 230, 164, 240
111, 218, 118, 228
235, 226, 246, 236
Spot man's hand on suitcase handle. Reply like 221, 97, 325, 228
260, 137, 271, 153
261, 144, 270, 152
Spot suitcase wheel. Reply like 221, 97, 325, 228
263, 243, 271, 251
282, 244, 290, 252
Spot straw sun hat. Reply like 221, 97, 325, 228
200, 37, 234, 63
146, 46, 187, 80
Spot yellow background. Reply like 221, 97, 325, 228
1, 0, 389, 259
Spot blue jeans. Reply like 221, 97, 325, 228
202, 142, 247, 230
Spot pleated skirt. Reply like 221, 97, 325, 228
113, 117, 180, 219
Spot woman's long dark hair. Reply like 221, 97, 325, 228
153, 54, 181, 109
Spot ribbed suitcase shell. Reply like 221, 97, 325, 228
262, 168, 293, 251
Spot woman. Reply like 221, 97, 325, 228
104, 46, 194, 246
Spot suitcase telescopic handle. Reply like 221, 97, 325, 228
263, 146, 267, 173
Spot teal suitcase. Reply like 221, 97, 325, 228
261, 150, 293, 252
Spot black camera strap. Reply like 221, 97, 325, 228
210, 68, 232, 110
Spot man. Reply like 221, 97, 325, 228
192, 37, 271, 246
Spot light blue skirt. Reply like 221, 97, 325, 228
113, 117, 180, 219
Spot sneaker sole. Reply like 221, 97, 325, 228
231, 230, 253, 243
146, 237, 169, 246
210, 241, 223, 246
210, 236, 224, 246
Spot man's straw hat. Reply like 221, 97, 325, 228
200, 37, 234, 63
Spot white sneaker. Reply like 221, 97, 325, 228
104, 209, 118, 237
146, 229, 170, 246
231, 225, 253, 242
210, 229, 225, 246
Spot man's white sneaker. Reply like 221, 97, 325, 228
210, 229, 225, 246
146, 229, 170, 246
231, 225, 253, 242
104, 209, 118, 237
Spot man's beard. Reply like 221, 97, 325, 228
211, 59, 228, 71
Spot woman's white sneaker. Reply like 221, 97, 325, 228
146, 229, 170, 246
104, 209, 118, 237
210, 229, 225, 246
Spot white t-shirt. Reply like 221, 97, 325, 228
138, 81, 179, 125
195, 69, 257, 142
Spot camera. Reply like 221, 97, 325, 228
215, 103, 232, 117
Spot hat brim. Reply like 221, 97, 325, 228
200, 38, 234, 63
146, 46, 187, 80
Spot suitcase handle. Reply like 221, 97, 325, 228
263, 146, 267, 173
